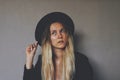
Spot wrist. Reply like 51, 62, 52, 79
26, 57, 34, 69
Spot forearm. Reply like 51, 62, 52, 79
23, 64, 35, 80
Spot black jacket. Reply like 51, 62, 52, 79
23, 52, 93, 80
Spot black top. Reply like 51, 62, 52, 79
23, 52, 93, 80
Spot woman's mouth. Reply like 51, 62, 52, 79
58, 41, 64, 44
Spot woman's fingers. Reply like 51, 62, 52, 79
32, 41, 38, 52
26, 45, 32, 53
26, 41, 38, 54
35, 41, 38, 47
33, 41, 38, 48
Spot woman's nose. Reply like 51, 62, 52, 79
58, 32, 62, 38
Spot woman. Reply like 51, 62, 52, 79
23, 12, 93, 80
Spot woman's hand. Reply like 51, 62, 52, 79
25, 41, 38, 69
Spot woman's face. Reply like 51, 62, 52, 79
50, 22, 68, 49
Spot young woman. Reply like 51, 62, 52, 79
23, 12, 93, 80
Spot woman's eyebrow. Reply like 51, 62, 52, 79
51, 30, 56, 32
50, 30, 56, 34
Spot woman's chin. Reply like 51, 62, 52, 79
53, 45, 66, 49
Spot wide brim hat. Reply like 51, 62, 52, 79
35, 12, 74, 46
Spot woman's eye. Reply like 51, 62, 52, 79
61, 29, 65, 33
51, 31, 56, 35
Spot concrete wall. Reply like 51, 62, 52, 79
0, 0, 120, 80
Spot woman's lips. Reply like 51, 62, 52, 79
58, 40, 64, 44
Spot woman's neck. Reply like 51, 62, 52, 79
53, 48, 64, 80
53, 49, 64, 60
52, 48, 64, 66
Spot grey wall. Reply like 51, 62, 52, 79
0, 0, 120, 80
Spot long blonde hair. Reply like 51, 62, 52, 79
41, 23, 75, 80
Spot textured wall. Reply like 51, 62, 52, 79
0, 0, 120, 80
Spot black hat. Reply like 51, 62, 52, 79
35, 12, 74, 46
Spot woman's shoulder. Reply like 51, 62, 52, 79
74, 52, 93, 80
74, 51, 91, 67
74, 52, 88, 61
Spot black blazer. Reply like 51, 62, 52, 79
23, 52, 93, 80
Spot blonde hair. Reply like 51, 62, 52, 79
41, 24, 75, 80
